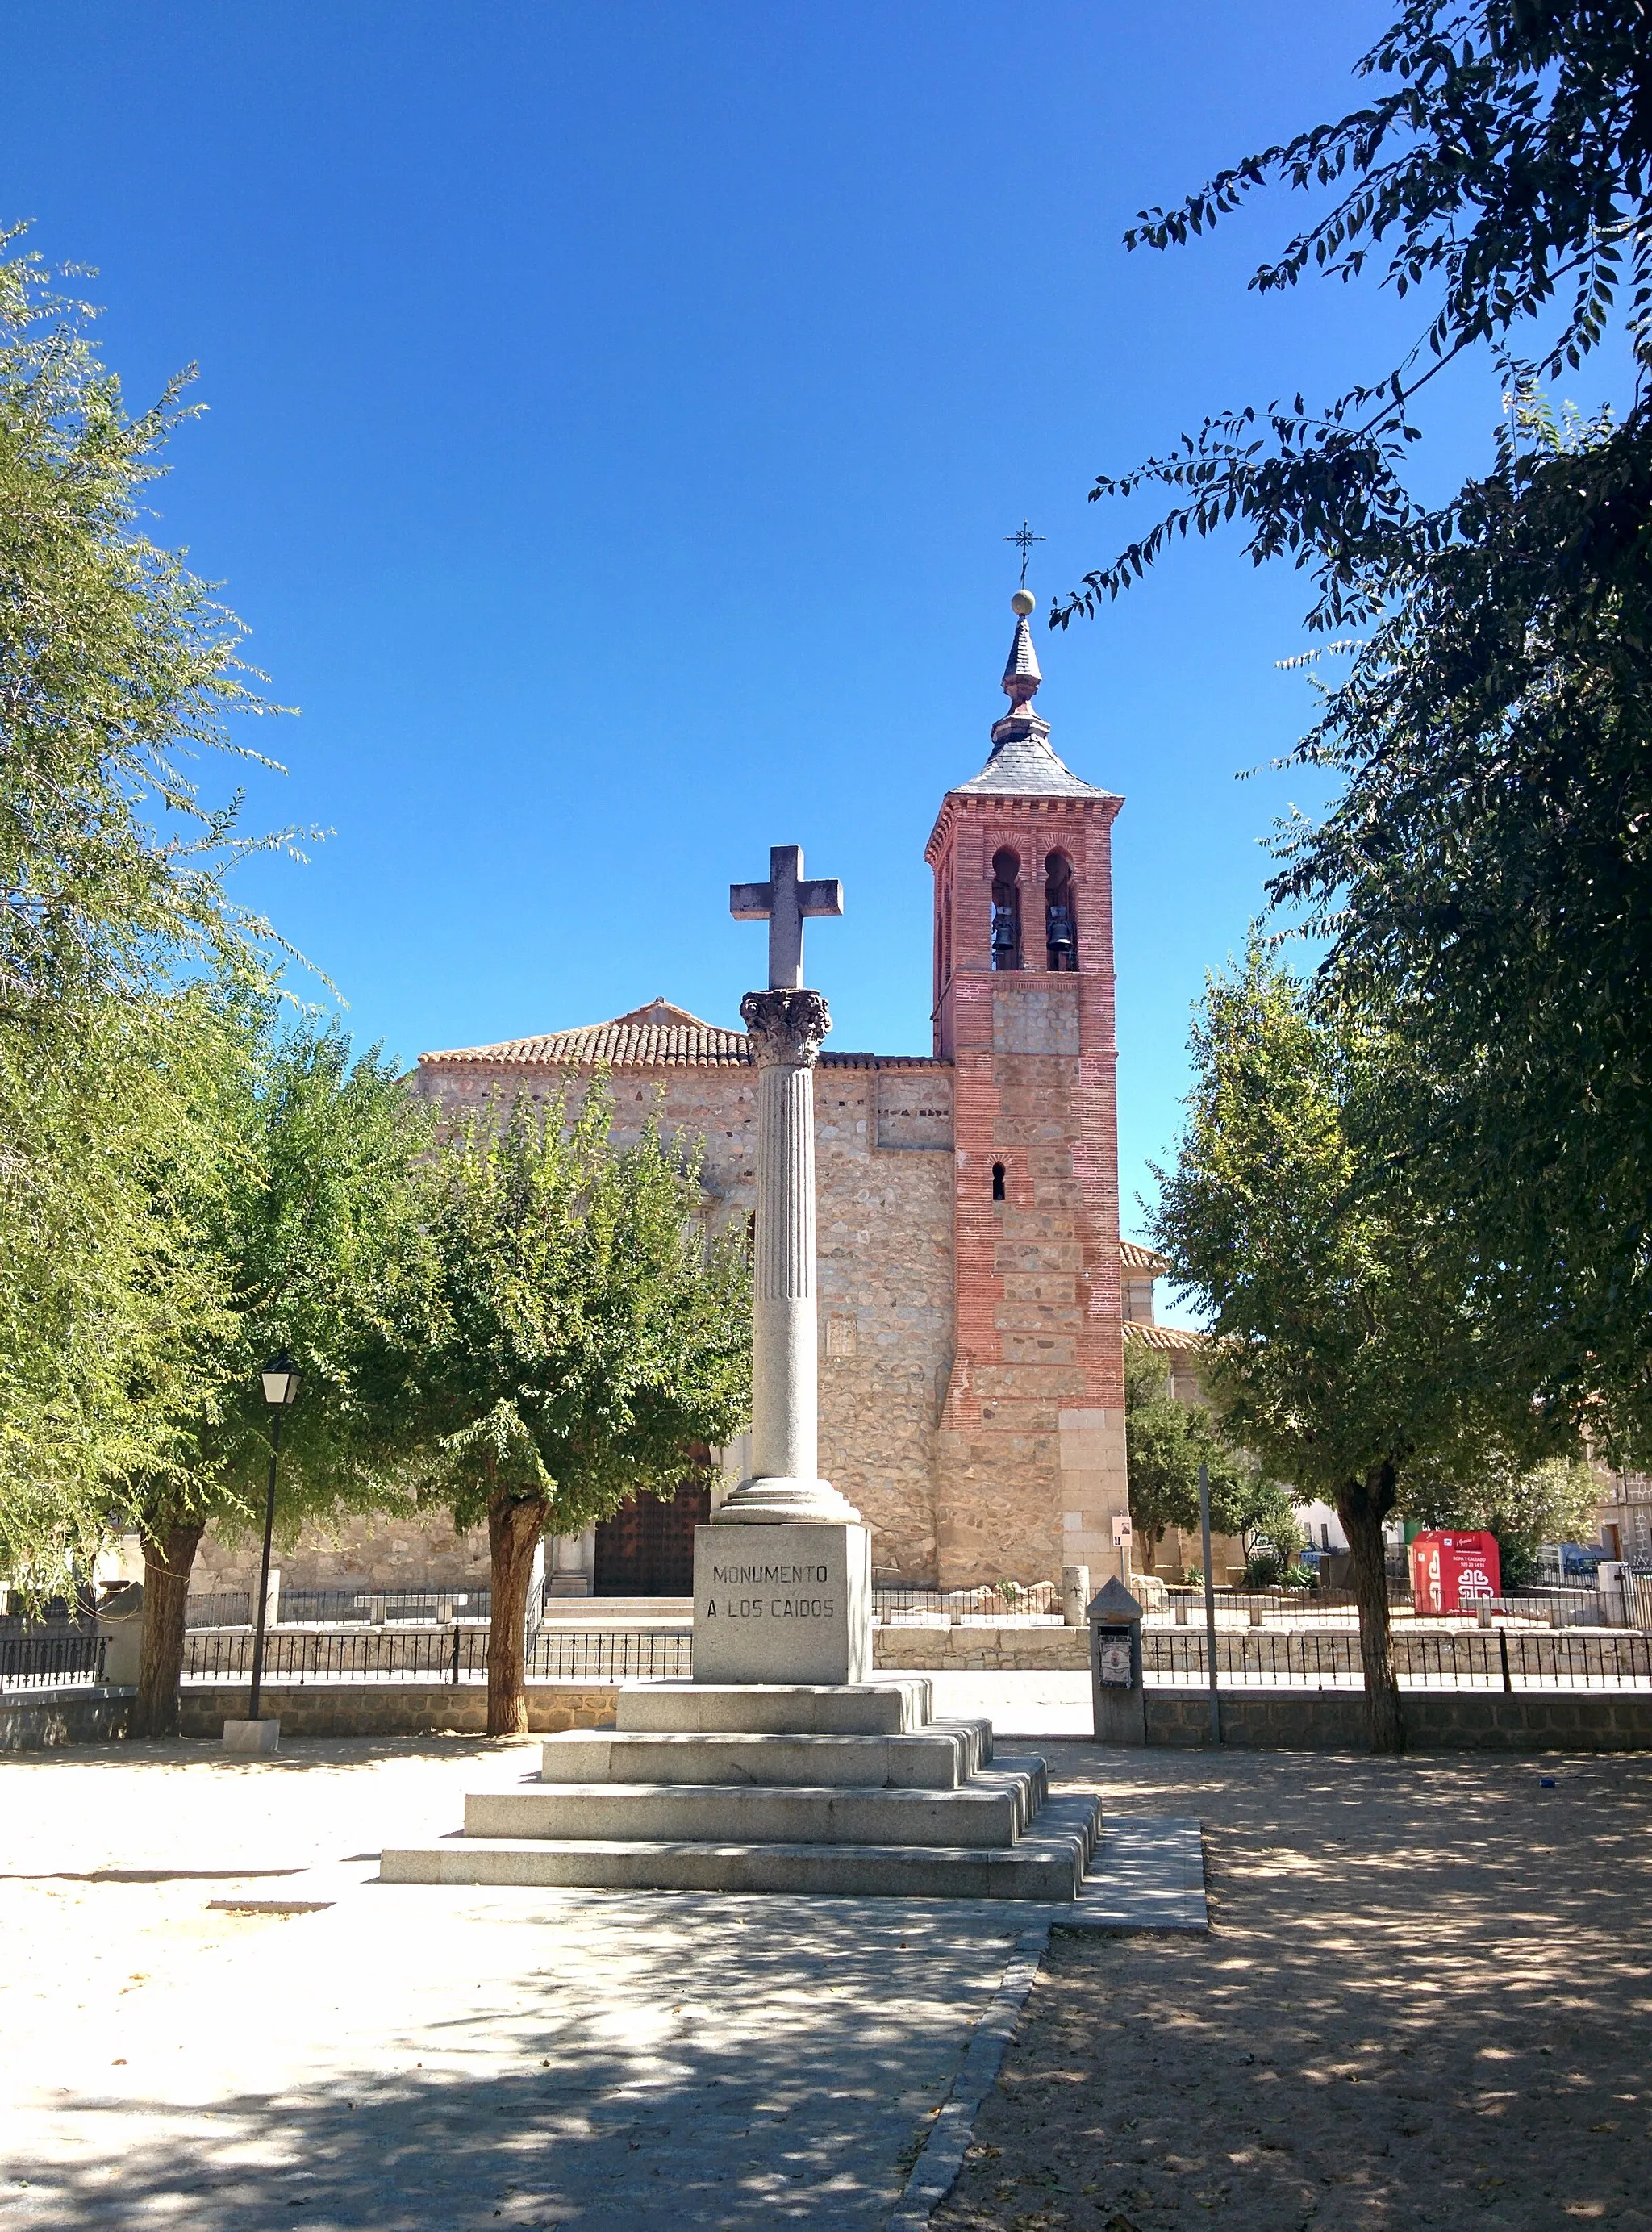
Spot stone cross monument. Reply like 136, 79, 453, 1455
692, 844, 873, 1683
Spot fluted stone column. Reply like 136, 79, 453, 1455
715, 988, 861, 1525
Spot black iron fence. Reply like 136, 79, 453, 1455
1142, 1626, 1652, 1690
528, 1629, 691, 1680
180, 1624, 690, 1687
1, 1631, 108, 1689
182, 1626, 482, 1686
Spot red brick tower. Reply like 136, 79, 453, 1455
925, 593, 1128, 1589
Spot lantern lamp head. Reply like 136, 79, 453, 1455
261, 1357, 302, 1408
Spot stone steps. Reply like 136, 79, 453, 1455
614, 1677, 943, 1738
536, 1725, 990, 1789
378, 1679, 1089, 1901
381, 1792, 1101, 1900
464, 1760, 1047, 1848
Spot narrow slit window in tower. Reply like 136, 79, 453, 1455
1045, 851, 1078, 971
991, 1162, 1007, 1202
990, 849, 1022, 971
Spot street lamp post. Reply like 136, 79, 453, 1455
246, 1357, 300, 1730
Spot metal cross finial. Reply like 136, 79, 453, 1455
1005, 519, 1045, 587
730, 845, 844, 990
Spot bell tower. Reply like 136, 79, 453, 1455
925, 590, 1128, 1590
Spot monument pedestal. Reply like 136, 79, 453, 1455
692, 1521, 871, 1686
380, 1676, 1101, 1899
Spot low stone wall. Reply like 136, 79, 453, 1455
177, 1681, 620, 1739
873, 1623, 1088, 1671
0, 1684, 134, 1751
1146, 1687, 1652, 1752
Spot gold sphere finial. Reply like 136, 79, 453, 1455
1010, 587, 1036, 617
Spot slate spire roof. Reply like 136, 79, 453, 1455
951, 596, 1116, 800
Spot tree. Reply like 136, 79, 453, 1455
1151, 949, 1553, 1750
1266, 391, 1652, 1450
1124, 1340, 1238, 1567
127, 1008, 436, 1738
0, 228, 293, 1596
1125, 1338, 1308, 1580
1059, 1, 1650, 636
404, 1078, 752, 1738
1055, 5, 1652, 1447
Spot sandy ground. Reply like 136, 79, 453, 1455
5, 1716, 1649, 2229
935, 1742, 1652, 2232
0, 1733, 1042, 2229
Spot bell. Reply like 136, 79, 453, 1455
991, 910, 1017, 953
1046, 907, 1075, 952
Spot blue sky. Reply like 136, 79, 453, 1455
5, 3, 1612, 1287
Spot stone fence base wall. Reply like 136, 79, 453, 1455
1146, 1687, 1652, 1752
874, 1625, 1088, 1671
1, 1684, 134, 1752
177, 1681, 620, 1739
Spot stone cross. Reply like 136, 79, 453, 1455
730, 845, 844, 991
714, 842, 859, 1536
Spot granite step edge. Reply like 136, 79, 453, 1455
536, 1725, 987, 1790
379, 1812, 1095, 1901
463, 1764, 1048, 1850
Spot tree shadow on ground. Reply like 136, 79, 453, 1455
11, 1889, 1032, 2232
940, 1745, 1652, 2230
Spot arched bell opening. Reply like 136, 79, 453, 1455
990, 849, 1022, 971
1045, 850, 1078, 972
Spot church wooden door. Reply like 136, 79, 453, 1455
593, 1478, 711, 1595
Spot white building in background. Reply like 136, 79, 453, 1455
1295, 1500, 1350, 1556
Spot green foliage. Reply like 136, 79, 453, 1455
404, 1077, 753, 1539
1055, 6, 1652, 1454
1408, 1452, 1601, 1589
1058, 1, 1651, 632
0, 984, 239, 1588
0, 229, 290, 1026
1266, 392, 1652, 1449
1151, 947, 1548, 1510
1149, 945, 1568, 1745
1124, 1337, 1302, 1567
138, 1008, 440, 1542
0, 228, 302, 1593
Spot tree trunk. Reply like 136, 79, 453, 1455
131, 1517, 205, 1740
1339, 1463, 1404, 1754
486, 1492, 546, 1738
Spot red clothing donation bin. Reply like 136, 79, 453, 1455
1410, 1529, 1500, 1614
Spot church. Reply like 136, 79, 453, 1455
198, 597, 1179, 1602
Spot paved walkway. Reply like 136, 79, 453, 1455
0, 1727, 1200, 2232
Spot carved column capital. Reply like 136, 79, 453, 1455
740, 987, 832, 1068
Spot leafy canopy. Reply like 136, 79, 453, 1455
1149, 947, 1552, 1514
0, 231, 307, 1592
1266, 390, 1652, 1444
406, 1078, 753, 1537
134, 1008, 440, 1545
1058, 0, 1651, 632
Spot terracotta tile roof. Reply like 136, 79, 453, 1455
419, 1000, 945, 1074
1120, 1239, 1170, 1275
1124, 1320, 1208, 1354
